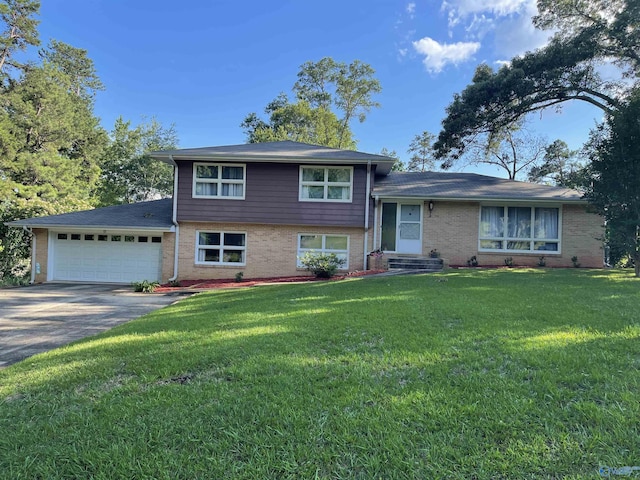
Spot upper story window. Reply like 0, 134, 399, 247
299, 166, 353, 202
479, 205, 561, 254
193, 162, 245, 199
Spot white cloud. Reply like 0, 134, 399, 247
491, 0, 550, 57
412, 37, 481, 73
442, 0, 528, 23
406, 2, 416, 17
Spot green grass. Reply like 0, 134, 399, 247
1, 269, 639, 479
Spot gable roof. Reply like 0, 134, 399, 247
150, 140, 396, 175
373, 171, 585, 203
6, 199, 174, 230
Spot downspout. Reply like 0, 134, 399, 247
23, 226, 35, 284
168, 157, 180, 282
373, 195, 380, 252
363, 159, 372, 269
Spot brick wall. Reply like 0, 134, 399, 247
161, 231, 176, 282
33, 228, 48, 283
176, 222, 366, 280
373, 200, 603, 268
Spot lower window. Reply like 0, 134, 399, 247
479, 205, 560, 253
196, 231, 246, 265
297, 234, 349, 268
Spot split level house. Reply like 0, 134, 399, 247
8, 141, 603, 284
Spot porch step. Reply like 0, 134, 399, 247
387, 256, 444, 272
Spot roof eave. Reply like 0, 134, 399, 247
373, 194, 587, 204
5, 222, 175, 231
151, 152, 394, 174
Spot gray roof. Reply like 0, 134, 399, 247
373, 171, 585, 203
7, 199, 174, 230
150, 140, 396, 175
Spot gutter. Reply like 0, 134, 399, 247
363, 159, 372, 269
169, 157, 180, 282
23, 226, 35, 284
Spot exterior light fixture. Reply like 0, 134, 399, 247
428, 200, 434, 217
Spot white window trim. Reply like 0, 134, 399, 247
195, 230, 247, 266
478, 204, 563, 255
192, 162, 246, 200
297, 233, 350, 269
298, 166, 353, 203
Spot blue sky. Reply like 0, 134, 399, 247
38, 0, 605, 177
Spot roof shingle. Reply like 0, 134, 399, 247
7, 199, 174, 229
373, 172, 584, 202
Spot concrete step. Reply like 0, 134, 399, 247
387, 256, 444, 271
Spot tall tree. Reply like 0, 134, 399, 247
406, 131, 436, 172
527, 139, 588, 189
1, 63, 106, 211
244, 57, 381, 149
39, 39, 104, 99
98, 117, 177, 206
0, 0, 39, 77
584, 89, 640, 276
241, 95, 356, 150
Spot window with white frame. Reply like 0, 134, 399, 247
479, 205, 561, 253
297, 234, 349, 268
193, 163, 245, 199
299, 166, 352, 202
196, 231, 246, 265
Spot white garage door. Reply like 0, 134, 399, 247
51, 232, 163, 283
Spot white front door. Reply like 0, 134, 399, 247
381, 202, 423, 254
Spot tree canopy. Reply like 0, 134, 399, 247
242, 57, 381, 149
434, 0, 637, 162
527, 139, 588, 189
584, 89, 640, 275
97, 117, 177, 206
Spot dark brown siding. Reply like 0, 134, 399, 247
177, 161, 369, 227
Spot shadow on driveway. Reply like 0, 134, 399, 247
0, 283, 188, 368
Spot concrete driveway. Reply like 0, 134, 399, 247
0, 283, 187, 368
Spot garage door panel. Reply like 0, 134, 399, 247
52, 232, 163, 283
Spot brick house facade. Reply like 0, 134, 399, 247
8, 141, 602, 283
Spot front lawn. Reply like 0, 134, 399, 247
1, 269, 639, 479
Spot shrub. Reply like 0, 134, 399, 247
235, 272, 244, 282
168, 279, 181, 287
467, 256, 478, 267
537, 256, 546, 267
299, 251, 346, 278
132, 280, 160, 293
504, 257, 514, 267
429, 249, 440, 258
571, 256, 580, 268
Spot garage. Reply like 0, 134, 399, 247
7, 199, 175, 284
50, 231, 164, 283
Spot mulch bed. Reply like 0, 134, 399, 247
156, 270, 386, 292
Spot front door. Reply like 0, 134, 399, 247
381, 202, 422, 254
